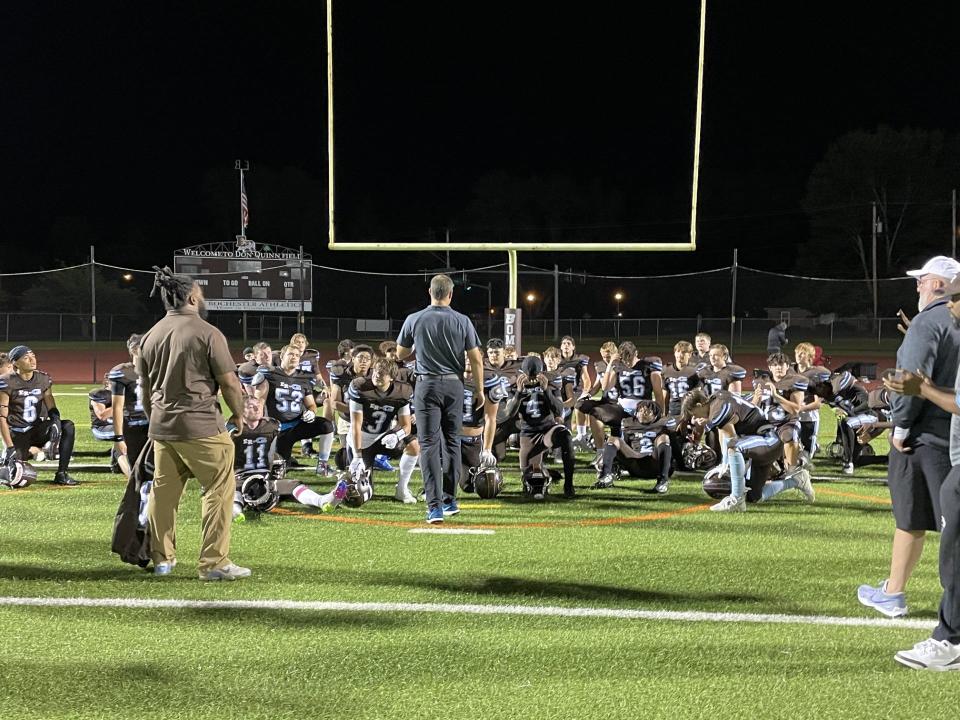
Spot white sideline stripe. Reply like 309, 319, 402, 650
408, 528, 495, 535
60, 392, 96, 396
0, 596, 937, 630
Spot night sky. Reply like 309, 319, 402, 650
3, 1, 960, 315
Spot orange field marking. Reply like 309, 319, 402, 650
816, 487, 892, 505
270, 502, 712, 530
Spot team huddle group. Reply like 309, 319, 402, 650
0, 329, 890, 516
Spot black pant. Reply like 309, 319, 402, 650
276, 417, 334, 461
11, 419, 75, 474
124, 422, 149, 472
414, 376, 463, 508
934, 464, 960, 644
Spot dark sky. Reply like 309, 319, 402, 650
3, 1, 959, 286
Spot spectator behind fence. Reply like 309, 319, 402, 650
766, 321, 789, 354
858, 255, 960, 618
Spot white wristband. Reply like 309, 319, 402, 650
893, 426, 909, 441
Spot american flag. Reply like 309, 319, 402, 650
240, 172, 250, 229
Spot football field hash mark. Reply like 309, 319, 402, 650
0, 596, 937, 631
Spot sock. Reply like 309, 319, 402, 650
399, 453, 418, 492
601, 442, 618, 475
317, 433, 334, 462
232, 490, 244, 519
728, 450, 746, 498
761, 476, 797, 502
576, 424, 586, 439
656, 443, 671, 482
560, 436, 576, 489
292, 483, 331, 508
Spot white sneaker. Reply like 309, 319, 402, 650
842, 463, 855, 475
895, 638, 960, 671
710, 494, 746, 513
792, 468, 816, 503
34, 450, 46, 463
199, 562, 252, 581
394, 485, 417, 504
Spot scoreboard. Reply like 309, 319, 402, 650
173, 241, 313, 312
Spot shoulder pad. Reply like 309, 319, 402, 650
483, 373, 501, 389
727, 365, 747, 379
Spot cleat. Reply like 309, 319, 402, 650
315, 460, 333, 477
894, 638, 960, 671
594, 473, 615, 489
842, 462, 855, 475
426, 506, 444, 524
199, 562, 251, 581
710, 494, 745, 513
563, 485, 576, 499
373, 454, 394, 472
321, 479, 349, 513
649, 479, 669, 495
857, 580, 908, 618
53, 471, 79, 486
442, 500, 460, 516
791, 468, 815, 503
394, 485, 417, 504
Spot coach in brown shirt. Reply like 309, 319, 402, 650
136, 267, 249, 580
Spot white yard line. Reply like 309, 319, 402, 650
408, 528, 496, 535
0, 595, 936, 630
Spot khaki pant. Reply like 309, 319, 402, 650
149, 432, 235, 572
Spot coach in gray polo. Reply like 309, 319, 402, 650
397, 274, 485, 524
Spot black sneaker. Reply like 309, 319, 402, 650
53, 471, 79, 486
563, 485, 576, 499
648, 479, 669, 494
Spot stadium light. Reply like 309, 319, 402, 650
614, 291, 624, 316
121, 273, 133, 282
525, 292, 536, 303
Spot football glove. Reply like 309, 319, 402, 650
349, 456, 366, 476
380, 428, 406, 450
302, 409, 316, 423
1, 447, 19, 466
479, 449, 497, 468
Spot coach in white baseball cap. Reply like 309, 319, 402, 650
858, 254, 960, 627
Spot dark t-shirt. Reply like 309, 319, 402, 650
397, 305, 481, 376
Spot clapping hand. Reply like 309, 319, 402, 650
883, 369, 929, 396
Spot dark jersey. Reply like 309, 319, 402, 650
559, 353, 591, 389
867, 387, 892, 421
297, 349, 323, 377
108, 362, 147, 424
510, 382, 565, 435
463, 371, 508, 429
545, 367, 578, 400
484, 358, 521, 398
88, 388, 113, 431
622, 416, 678, 456
0, 370, 52, 431
705, 390, 768, 436
328, 361, 369, 420
692, 351, 711, 373
698, 364, 747, 396
232, 418, 280, 471
662, 363, 701, 416
608, 357, 663, 409
396, 362, 417, 387
757, 373, 808, 426
347, 377, 413, 438
263, 368, 315, 425
794, 364, 831, 420
831, 371, 870, 415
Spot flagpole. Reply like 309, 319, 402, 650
239, 167, 246, 239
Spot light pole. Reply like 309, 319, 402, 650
466, 281, 493, 339
614, 291, 624, 317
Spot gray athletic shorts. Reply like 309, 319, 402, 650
888, 444, 951, 532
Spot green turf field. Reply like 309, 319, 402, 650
0, 389, 947, 719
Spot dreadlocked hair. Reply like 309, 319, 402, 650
151, 266, 196, 311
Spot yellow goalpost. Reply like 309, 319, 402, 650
326, 0, 707, 306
